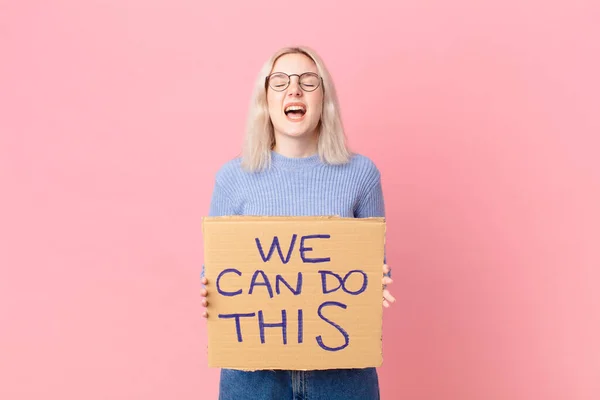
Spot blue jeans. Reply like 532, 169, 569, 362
218, 367, 380, 400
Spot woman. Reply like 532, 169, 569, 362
200, 46, 395, 400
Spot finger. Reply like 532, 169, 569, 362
383, 299, 390, 308
201, 277, 208, 285
202, 310, 208, 318
200, 288, 207, 297
382, 277, 393, 286
383, 289, 396, 304
201, 298, 208, 307
383, 264, 390, 274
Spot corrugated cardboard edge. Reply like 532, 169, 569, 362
202, 214, 385, 223
201, 214, 387, 371
202, 215, 386, 239
214, 362, 383, 372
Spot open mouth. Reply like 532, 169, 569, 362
284, 103, 307, 121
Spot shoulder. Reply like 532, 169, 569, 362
347, 153, 380, 171
327, 152, 382, 196
213, 156, 244, 185
345, 152, 382, 183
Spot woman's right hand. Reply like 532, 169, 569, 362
201, 276, 209, 318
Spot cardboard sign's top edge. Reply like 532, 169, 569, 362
202, 215, 385, 223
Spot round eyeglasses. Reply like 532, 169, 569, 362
266, 72, 322, 92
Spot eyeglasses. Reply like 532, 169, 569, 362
266, 72, 322, 92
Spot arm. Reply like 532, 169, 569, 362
201, 178, 238, 318
355, 169, 395, 307
208, 179, 238, 217
202, 179, 237, 280
355, 175, 385, 219
355, 169, 387, 270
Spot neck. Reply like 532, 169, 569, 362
273, 131, 318, 158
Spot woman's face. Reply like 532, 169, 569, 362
266, 53, 324, 140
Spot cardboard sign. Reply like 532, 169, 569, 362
202, 216, 386, 370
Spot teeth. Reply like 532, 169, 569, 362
285, 105, 306, 113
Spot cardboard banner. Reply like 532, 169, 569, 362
202, 216, 386, 370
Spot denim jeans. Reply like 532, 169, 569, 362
218, 367, 380, 400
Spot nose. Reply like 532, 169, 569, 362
287, 76, 303, 97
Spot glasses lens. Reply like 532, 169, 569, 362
269, 73, 289, 91
300, 73, 320, 91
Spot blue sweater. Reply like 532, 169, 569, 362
202, 150, 388, 285
208, 151, 385, 218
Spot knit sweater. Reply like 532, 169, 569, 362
208, 151, 385, 219
202, 150, 388, 282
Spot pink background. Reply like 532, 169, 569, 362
1, 1, 599, 399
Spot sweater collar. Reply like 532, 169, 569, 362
270, 150, 322, 170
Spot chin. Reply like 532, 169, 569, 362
281, 128, 315, 138
275, 121, 319, 138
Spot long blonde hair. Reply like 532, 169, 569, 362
240, 46, 351, 172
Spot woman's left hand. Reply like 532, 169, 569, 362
382, 264, 396, 308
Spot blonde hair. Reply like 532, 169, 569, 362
240, 46, 351, 172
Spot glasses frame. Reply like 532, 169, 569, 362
265, 72, 323, 92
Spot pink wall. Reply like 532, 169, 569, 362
1, 1, 599, 399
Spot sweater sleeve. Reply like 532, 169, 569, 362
208, 179, 238, 217
355, 177, 385, 219
202, 178, 238, 283
355, 159, 385, 219
355, 171, 390, 278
